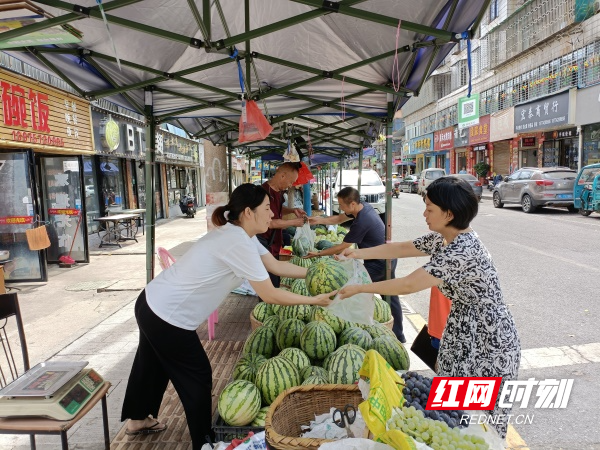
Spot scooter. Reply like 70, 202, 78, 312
392, 182, 400, 198
179, 195, 196, 218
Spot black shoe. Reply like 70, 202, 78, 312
397, 334, 407, 344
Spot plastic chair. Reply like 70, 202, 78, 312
0, 293, 111, 449
156, 247, 218, 340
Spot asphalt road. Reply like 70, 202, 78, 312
390, 192, 600, 449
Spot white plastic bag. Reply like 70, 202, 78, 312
292, 221, 315, 257
327, 259, 375, 325
319, 438, 394, 450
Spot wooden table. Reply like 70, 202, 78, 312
94, 214, 141, 248
109, 208, 146, 235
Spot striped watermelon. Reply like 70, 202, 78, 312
290, 256, 312, 268
233, 353, 267, 384
278, 347, 311, 372
305, 259, 349, 296
262, 315, 281, 330
338, 327, 373, 351
371, 336, 410, 371
251, 406, 270, 427
299, 365, 329, 382
300, 321, 337, 360
271, 304, 281, 317
252, 302, 272, 322
275, 318, 306, 350
277, 304, 312, 322
373, 296, 392, 323
254, 356, 301, 405
280, 276, 294, 287
322, 352, 334, 371
312, 306, 345, 334
218, 380, 261, 426
290, 279, 310, 297
243, 326, 276, 358
327, 344, 366, 384
368, 323, 396, 340
302, 374, 329, 385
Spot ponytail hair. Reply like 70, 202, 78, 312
211, 183, 269, 227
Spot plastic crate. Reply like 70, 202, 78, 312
212, 411, 265, 442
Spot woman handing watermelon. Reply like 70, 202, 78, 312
121, 183, 336, 448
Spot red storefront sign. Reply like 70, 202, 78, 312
468, 114, 491, 145
48, 208, 80, 216
434, 127, 454, 151
0, 216, 34, 225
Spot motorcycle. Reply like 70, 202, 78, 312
487, 174, 504, 190
574, 163, 600, 216
392, 182, 400, 198
179, 195, 196, 218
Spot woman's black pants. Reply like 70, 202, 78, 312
121, 290, 214, 448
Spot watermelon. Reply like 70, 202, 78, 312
336, 226, 347, 235
255, 356, 301, 405
315, 240, 334, 251
327, 344, 366, 384
290, 256, 312, 268
277, 304, 312, 322
302, 374, 329, 385
275, 318, 305, 350
373, 296, 392, 323
243, 326, 276, 358
271, 304, 281, 316
312, 306, 345, 334
218, 380, 261, 426
338, 327, 373, 351
292, 234, 312, 257
291, 279, 310, 297
278, 347, 311, 371
251, 406, 270, 427
371, 336, 410, 371
322, 352, 334, 371
285, 226, 297, 237
252, 302, 272, 322
368, 323, 396, 339
233, 353, 267, 384
299, 365, 329, 382
300, 321, 337, 360
305, 259, 349, 296
280, 276, 294, 287
262, 315, 281, 330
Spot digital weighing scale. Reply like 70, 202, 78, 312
0, 361, 105, 420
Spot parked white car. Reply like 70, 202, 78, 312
331, 169, 386, 214
418, 168, 446, 195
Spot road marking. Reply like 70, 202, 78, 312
507, 241, 600, 273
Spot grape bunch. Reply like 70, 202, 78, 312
388, 406, 490, 450
400, 371, 468, 428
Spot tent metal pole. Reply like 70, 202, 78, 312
329, 163, 333, 215
228, 148, 233, 197
358, 147, 363, 196
203, 0, 211, 41
385, 99, 394, 288
144, 88, 156, 284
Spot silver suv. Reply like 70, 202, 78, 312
492, 167, 577, 213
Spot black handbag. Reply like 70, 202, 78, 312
410, 324, 439, 373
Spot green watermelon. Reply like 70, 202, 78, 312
300, 321, 337, 360
233, 353, 267, 384
336, 226, 348, 235
262, 315, 281, 330
289, 256, 312, 268
322, 352, 334, 371
306, 259, 349, 296
302, 374, 329, 385
299, 365, 329, 382
312, 306, 345, 334
252, 302, 272, 322
327, 344, 366, 384
373, 296, 392, 323
315, 240, 334, 251
243, 326, 276, 358
368, 322, 396, 339
286, 226, 297, 237
275, 318, 305, 350
338, 327, 373, 351
218, 380, 261, 426
280, 277, 294, 287
371, 336, 410, 371
271, 304, 281, 316
251, 406, 270, 427
255, 356, 301, 405
277, 304, 312, 322
291, 279, 310, 297
278, 347, 311, 372
292, 234, 312, 257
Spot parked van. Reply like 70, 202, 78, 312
332, 169, 386, 214
418, 168, 446, 194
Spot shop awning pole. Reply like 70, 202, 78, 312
228, 148, 233, 196
144, 88, 156, 284
329, 163, 333, 215
358, 147, 363, 196
385, 97, 394, 288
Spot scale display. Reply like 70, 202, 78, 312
0, 363, 105, 420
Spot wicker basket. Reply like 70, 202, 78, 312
382, 317, 394, 330
250, 312, 262, 331
265, 384, 363, 450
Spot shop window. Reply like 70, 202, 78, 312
489, 0, 499, 21
83, 157, 100, 234
98, 157, 126, 213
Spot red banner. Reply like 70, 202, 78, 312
48, 208, 80, 216
0, 216, 34, 225
426, 377, 502, 411
434, 127, 454, 151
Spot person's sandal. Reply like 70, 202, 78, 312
125, 420, 168, 436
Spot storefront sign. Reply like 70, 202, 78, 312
454, 126, 469, 147
469, 115, 491, 145
490, 108, 515, 141
409, 133, 434, 154
458, 94, 480, 129
434, 127, 454, 151
48, 208, 80, 216
0, 69, 92, 152
92, 110, 145, 158
157, 131, 199, 165
514, 91, 570, 133
521, 137, 537, 147
0, 215, 33, 225
543, 127, 578, 140
473, 144, 487, 151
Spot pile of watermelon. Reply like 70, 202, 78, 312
218, 293, 408, 427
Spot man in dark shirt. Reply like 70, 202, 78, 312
307, 187, 405, 342
258, 162, 306, 286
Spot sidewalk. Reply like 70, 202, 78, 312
1, 209, 426, 449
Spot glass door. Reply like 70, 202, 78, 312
39, 155, 88, 263
0, 150, 46, 281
